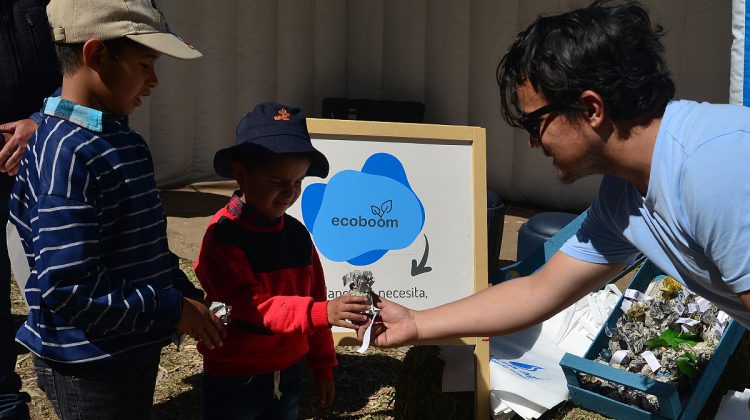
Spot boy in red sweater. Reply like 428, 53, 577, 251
195, 102, 370, 419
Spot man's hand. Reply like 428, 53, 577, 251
327, 294, 370, 329
176, 297, 227, 350
313, 380, 335, 407
0, 119, 37, 176
358, 296, 418, 348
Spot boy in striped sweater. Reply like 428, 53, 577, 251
8, 1, 226, 418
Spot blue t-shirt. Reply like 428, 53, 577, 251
561, 100, 750, 329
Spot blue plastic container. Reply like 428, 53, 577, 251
559, 261, 746, 420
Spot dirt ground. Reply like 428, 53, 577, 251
9, 181, 750, 419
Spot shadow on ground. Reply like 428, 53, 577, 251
300, 351, 402, 419
160, 190, 230, 218
12, 314, 30, 357
299, 346, 478, 420
394, 346, 474, 420
152, 373, 202, 419
12, 313, 26, 331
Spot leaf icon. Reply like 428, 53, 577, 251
371, 206, 382, 217
381, 200, 392, 214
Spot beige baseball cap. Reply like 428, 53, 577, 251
47, 0, 201, 59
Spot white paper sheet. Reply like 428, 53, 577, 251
715, 388, 750, 420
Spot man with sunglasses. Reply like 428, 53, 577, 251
359, 0, 750, 351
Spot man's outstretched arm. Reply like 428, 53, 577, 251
365, 251, 624, 347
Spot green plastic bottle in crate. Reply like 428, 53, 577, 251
559, 260, 746, 420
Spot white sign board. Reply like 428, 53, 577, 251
288, 118, 490, 419
287, 119, 488, 335
293, 139, 474, 308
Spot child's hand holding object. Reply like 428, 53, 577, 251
327, 295, 370, 329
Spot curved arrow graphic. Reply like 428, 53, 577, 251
410, 234, 432, 276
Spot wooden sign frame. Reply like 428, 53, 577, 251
298, 118, 490, 419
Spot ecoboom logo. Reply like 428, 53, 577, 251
331, 200, 399, 229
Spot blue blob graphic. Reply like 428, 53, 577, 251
301, 183, 326, 231
301, 153, 425, 265
362, 153, 411, 188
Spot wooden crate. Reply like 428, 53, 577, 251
559, 261, 746, 419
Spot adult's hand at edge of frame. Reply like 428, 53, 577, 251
0, 119, 37, 175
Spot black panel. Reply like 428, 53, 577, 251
213, 216, 312, 273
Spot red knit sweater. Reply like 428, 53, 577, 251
194, 195, 336, 381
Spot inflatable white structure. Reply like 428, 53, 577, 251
731, 0, 748, 106
132, 1, 733, 210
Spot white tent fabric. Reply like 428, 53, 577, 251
731, 0, 747, 105
131, 0, 732, 210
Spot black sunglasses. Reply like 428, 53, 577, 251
518, 103, 560, 139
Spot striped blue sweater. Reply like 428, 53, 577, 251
9, 98, 201, 372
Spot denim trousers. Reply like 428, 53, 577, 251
203, 361, 302, 420
33, 355, 160, 420
0, 198, 30, 420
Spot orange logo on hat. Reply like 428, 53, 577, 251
274, 108, 291, 121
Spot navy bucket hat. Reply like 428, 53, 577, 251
213, 102, 329, 179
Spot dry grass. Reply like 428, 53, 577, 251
9, 259, 750, 419
9, 259, 428, 420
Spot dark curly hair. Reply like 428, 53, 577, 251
497, 0, 675, 129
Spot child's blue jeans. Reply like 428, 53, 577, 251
203, 361, 302, 420
33, 355, 159, 420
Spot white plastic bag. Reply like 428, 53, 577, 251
7, 221, 30, 306
489, 285, 621, 419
